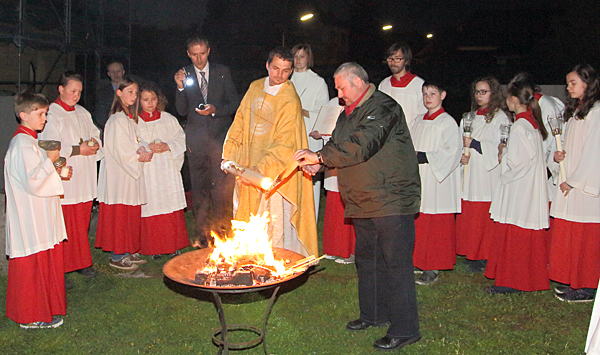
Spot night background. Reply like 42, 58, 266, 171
2, 0, 600, 118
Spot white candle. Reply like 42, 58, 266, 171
87, 140, 95, 146
60, 166, 71, 178
154, 139, 162, 144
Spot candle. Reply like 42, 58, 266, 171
60, 166, 71, 178
87, 140, 95, 146
154, 139, 162, 144
221, 161, 273, 191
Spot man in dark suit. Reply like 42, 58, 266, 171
94, 61, 125, 130
174, 37, 239, 247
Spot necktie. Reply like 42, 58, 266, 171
199, 71, 208, 103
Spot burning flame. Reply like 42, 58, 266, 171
204, 213, 286, 275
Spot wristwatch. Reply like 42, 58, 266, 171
316, 151, 324, 164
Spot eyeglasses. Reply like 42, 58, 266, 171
386, 57, 405, 63
475, 90, 491, 96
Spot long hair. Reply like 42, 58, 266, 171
506, 76, 548, 140
564, 64, 600, 121
137, 81, 168, 116
291, 43, 314, 68
470, 76, 509, 122
109, 76, 139, 122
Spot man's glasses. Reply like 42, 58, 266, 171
386, 57, 404, 63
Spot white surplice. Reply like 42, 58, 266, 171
40, 103, 103, 205
587, 279, 600, 354
412, 112, 462, 213
550, 103, 600, 223
97, 112, 146, 206
538, 94, 565, 202
378, 75, 427, 137
489, 117, 549, 229
136, 112, 187, 217
5, 133, 67, 258
460, 110, 511, 201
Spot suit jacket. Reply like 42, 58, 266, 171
176, 63, 239, 152
95, 80, 116, 130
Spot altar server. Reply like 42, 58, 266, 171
550, 64, 600, 303
291, 43, 330, 219
412, 81, 462, 285
484, 76, 550, 294
5, 92, 69, 328
455, 77, 511, 272
96, 77, 152, 270
136, 83, 189, 257
40, 71, 102, 278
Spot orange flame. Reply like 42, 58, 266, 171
203, 213, 286, 275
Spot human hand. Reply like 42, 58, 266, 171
195, 104, 216, 116
80, 140, 100, 155
460, 154, 470, 165
559, 181, 572, 196
302, 164, 322, 176
309, 130, 323, 140
554, 150, 566, 163
174, 69, 185, 89
463, 136, 473, 148
301, 109, 310, 118
293, 149, 319, 165
46, 149, 60, 162
137, 146, 153, 162
149, 142, 170, 153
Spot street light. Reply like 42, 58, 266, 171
382, 25, 393, 31
300, 13, 314, 21
426, 33, 434, 39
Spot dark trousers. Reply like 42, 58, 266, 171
186, 145, 234, 243
353, 214, 420, 337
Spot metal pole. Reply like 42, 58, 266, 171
17, 0, 25, 92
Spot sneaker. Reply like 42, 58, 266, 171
109, 257, 138, 271
322, 254, 338, 260
76, 266, 97, 278
414, 267, 423, 274
169, 250, 182, 258
415, 271, 439, 285
555, 288, 595, 303
554, 285, 571, 294
335, 255, 355, 264
127, 253, 147, 264
20, 317, 63, 329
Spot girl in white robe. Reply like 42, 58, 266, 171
291, 44, 330, 220
136, 83, 189, 257
550, 64, 600, 303
40, 72, 103, 276
484, 76, 550, 293
96, 77, 152, 270
456, 77, 510, 272
411, 82, 462, 285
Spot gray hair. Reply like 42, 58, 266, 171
334, 62, 369, 85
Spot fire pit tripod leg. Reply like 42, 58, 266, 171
210, 286, 281, 355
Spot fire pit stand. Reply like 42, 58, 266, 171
163, 248, 308, 355
209, 285, 280, 355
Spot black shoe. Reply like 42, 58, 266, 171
554, 285, 571, 294
346, 319, 386, 331
76, 266, 97, 278
466, 259, 486, 273
65, 276, 74, 290
555, 288, 595, 303
415, 270, 439, 285
151, 254, 162, 260
483, 285, 521, 294
373, 334, 421, 351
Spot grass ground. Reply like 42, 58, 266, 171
0, 194, 593, 355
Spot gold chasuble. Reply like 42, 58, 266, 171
222, 78, 318, 257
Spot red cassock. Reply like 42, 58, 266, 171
6, 243, 66, 324
95, 203, 141, 254
455, 200, 495, 260
139, 210, 189, 255
485, 223, 549, 291
61, 201, 93, 272
322, 191, 355, 258
549, 219, 600, 289
413, 213, 456, 270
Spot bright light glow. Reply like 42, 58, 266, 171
426, 33, 434, 39
382, 25, 393, 31
300, 13, 314, 21
185, 77, 194, 86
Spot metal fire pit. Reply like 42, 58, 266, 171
163, 247, 308, 355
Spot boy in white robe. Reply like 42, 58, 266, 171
5, 92, 71, 329
411, 82, 462, 285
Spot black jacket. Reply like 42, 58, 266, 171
321, 84, 421, 218
175, 63, 240, 151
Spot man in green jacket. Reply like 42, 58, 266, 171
294, 62, 421, 351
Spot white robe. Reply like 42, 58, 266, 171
550, 103, 600, 223
538, 94, 565, 202
136, 112, 187, 217
489, 117, 549, 229
97, 112, 146, 206
4, 133, 67, 258
291, 69, 329, 219
587, 279, 600, 354
322, 99, 342, 193
378, 75, 427, 137
412, 112, 462, 214
40, 102, 103, 205
460, 110, 511, 201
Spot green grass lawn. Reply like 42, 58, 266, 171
0, 195, 593, 354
